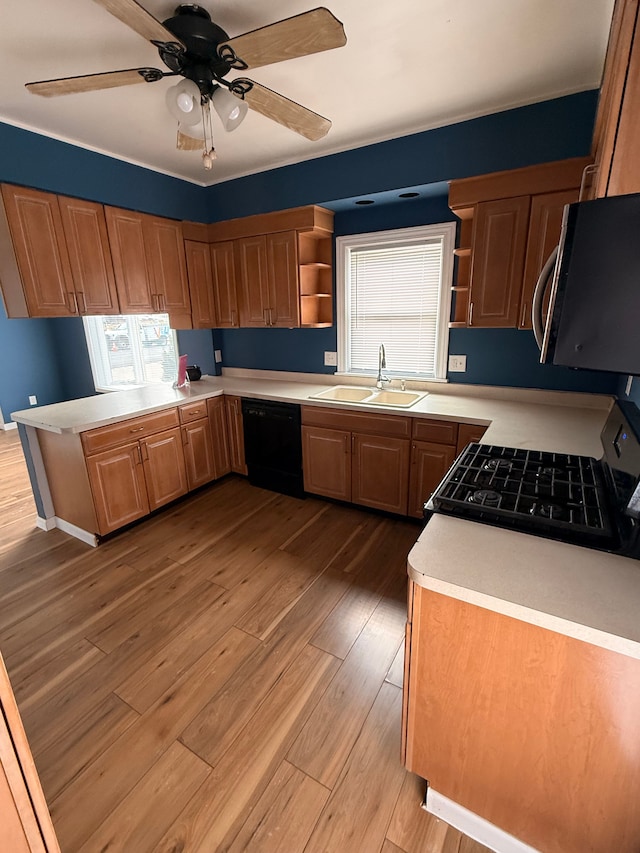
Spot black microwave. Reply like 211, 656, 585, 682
533, 192, 640, 375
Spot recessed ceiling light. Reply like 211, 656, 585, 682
355, 199, 374, 205
399, 192, 420, 198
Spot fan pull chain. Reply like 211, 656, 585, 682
202, 101, 217, 170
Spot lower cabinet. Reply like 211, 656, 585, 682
408, 440, 457, 518
224, 395, 247, 475
85, 424, 187, 534
403, 583, 640, 853
207, 396, 231, 478
85, 442, 150, 533
302, 425, 351, 501
456, 422, 488, 454
301, 406, 411, 515
407, 418, 460, 519
181, 409, 217, 492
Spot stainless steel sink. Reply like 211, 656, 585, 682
309, 385, 425, 408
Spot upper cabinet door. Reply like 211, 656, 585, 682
144, 216, 192, 326
519, 188, 579, 330
266, 230, 299, 328
105, 206, 155, 313
469, 196, 530, 327
211, 241, 239, 328
185, 240, 216, 328
1, 184, 75, 317
58, 196, 119, 315
236, 235, 269, 326
591, 0, 640, 198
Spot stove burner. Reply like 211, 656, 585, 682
537, 466, 563, 479
468, 489, 502, 508
483, 458, 512, 473
530, 502, 565, 520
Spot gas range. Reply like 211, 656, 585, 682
427, 401, 640, 558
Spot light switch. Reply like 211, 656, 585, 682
214, 350, 222, 363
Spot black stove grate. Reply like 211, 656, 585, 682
431, 444, 615, 547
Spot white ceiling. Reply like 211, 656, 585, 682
0, 0, 615, 187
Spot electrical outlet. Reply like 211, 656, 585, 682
214, 350, 222, 363
324, 351, 337, 366
448, 355, 467, 373
28, 395, 37, 406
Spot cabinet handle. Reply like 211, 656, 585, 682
344, 434, 349, 454
269, 308, 276, 326
129, 426, 145, 433
231, 309, 237, 326
76, 291, 86, 314
263, 309, 268, 326
67, 292, 78, 314
136, 445, 143, 465
160, 293, 166, 311
183, 429, 189, 445
520, 301, 528, 328
140, 442, 149, 462
468, 301, 474, 325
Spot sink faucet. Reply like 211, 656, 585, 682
376, 343, 390, 389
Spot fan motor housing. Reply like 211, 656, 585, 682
160, 4, 231, 89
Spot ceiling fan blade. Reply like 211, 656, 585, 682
220, 8, 346, 70
236, 80, 331, 141
25, 68, 161, 97
92, 0, 185, 47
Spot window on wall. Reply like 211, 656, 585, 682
83, 314, 178, 392
337, 224, 455, 381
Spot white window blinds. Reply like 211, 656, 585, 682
338, 224, 455, 380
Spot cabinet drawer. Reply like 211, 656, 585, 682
301, 405, 411, 438
178, 401, 209, 424
412, 418, 458, 444
81, 408, 180, 455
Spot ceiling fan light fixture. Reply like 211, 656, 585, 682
212, 86, 248, 132
165, 78, 201, 125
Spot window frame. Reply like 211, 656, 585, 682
336, 222, 456, 381
83, 314, 179, 393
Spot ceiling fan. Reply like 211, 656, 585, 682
25, 0, 347, 167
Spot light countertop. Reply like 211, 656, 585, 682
13, 370, 639, 658
11, 371, 611, 459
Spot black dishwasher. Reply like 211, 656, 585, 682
241, 398, 304, 498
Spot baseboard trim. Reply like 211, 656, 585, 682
41, 517, 98, 547
424, 789, 540, 853
2, 421, 17, 430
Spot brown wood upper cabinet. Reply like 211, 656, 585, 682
0, 184, 119, 318
590, 0, 640, 198
448, 158, 589, 329
204, 205, 334, 329
106, 206, 192, 328
184, 239, 217, 329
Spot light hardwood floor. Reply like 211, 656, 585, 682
0, 428, 490, 853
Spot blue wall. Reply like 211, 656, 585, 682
0, 89, 622, 421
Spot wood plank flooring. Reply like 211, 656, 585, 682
0, 428, 490, 853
